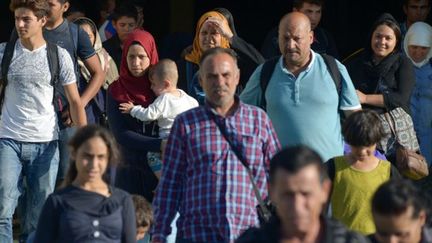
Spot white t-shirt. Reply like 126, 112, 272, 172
0, 40, 76, 142
130, 89, 199, 138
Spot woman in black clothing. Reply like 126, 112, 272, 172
344, 13, 416, 161
345, 13, 415, 115
34, 125, 136, 243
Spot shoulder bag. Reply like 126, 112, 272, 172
382, 110, 428, 180
210, 113, 273, 224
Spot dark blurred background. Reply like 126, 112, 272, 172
1, 0, 429, 59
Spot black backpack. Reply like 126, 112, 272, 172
259, 54, 342, 110
0, 30, 66, 115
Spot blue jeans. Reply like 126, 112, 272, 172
0, 138, 59, 242
56, 127, 76, 182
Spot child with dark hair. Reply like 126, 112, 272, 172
327, 110, 400, 235
131, 194, 153, 242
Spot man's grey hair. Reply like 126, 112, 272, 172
198, 47, 238, 66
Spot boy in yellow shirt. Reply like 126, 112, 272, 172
327, 110, 400, 235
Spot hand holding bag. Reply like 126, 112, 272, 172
377, 107, 420, 154
383, 111, 429, 180
374, 76, 419, 154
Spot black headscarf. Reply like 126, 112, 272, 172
363, 13, 402, 81
213, 7, 238, 36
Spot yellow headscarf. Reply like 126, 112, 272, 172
185, 11, 231, 65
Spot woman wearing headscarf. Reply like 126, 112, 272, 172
73, 17, 119, 125
213, 7, 265, 66
404, 22, 432, 165
177, 10, 264, 103
106, 29, 160, 201
345, 13, 415, 114
344, 13, 416, 160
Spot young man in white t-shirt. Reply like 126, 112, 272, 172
0, 0, 86, 241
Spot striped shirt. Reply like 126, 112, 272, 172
152, 100, 280, 242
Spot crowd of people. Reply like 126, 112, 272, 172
0, 0, 431, 242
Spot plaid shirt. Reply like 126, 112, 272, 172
152, 100, 280, 242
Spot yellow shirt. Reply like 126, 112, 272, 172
330, 156, 391, 235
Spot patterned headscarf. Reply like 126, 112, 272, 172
185, 11, 231, 65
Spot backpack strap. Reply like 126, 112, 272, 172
0, 29, 19, 111
259, 55, 340, 111
67, 21, 79, 62
45, 42, 67, 112
0, 32, 63, 114
326, 158, 336, 181
321, 53, 341, 96
321, 53, 345, 121
259, 57, 279, 110
1, 30, 18, 81
46, 42, 60, 87
258, 55, 341, 111
67, 21, 80, 82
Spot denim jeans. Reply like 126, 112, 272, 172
0, 138, 59, 242
56, 127, 76, 182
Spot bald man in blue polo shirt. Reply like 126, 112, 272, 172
241, 12, 361, 161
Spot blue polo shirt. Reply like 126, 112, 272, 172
241, 51, 361, 161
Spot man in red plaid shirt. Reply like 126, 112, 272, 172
152, 47, 280, 243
